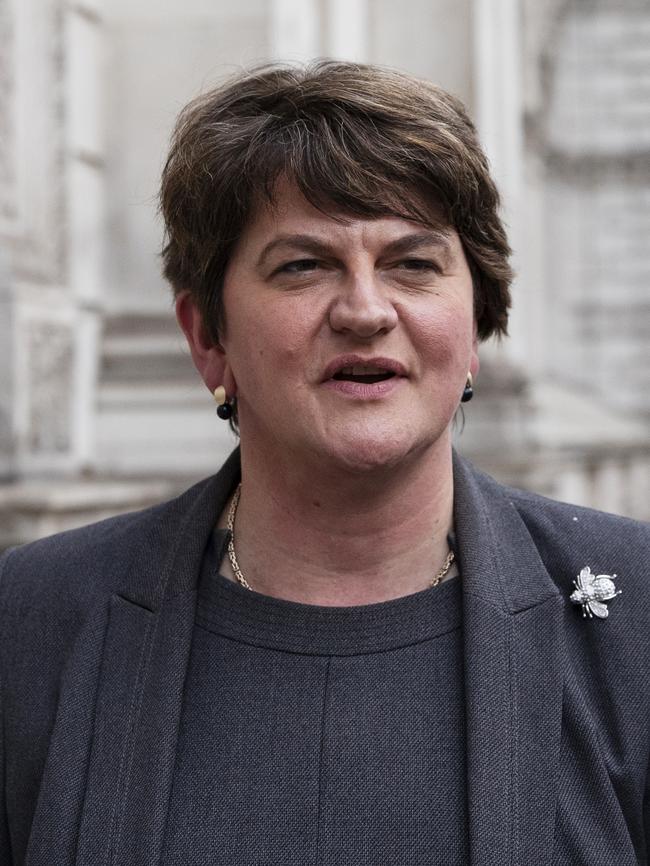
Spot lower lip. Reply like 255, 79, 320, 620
322, 376, 404, 398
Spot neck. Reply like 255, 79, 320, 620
224, 436, 455, 606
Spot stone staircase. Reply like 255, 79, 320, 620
95, 312, 236, 477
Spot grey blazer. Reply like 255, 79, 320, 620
1, 450, 649, 866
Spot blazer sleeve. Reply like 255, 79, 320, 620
645, 770, 650, 861
0, 673, 11, 865
0, 550, 14, 866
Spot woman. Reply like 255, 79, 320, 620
1, 62, 648, 866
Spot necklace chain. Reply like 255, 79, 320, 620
226, 485, 253, 590
226, 483, 455, 592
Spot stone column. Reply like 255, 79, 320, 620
269, 0, 322, 60
534, 0, 650, 422
471, 0, 530, 370
269, 0, 369, 62
0, 0, 104, 480
324, 0, 369, 60
462, 0, 650, 519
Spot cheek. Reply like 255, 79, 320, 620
413, 305, 475, 364
231, 297, 318, 377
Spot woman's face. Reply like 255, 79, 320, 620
216, 180, 479, 473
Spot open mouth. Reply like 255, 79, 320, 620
331, 365, 397, 384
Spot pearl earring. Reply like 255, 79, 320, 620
461, 373, 474, 403
213, 386, 233, 420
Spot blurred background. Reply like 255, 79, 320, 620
0, 0, 648, 548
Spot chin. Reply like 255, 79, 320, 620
316, 426, 432, 476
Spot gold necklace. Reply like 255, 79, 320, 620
226, 484, 253, 590
226, 483, 455, 592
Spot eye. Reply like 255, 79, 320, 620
278, 258, 321, 274
395, 259, 441, 273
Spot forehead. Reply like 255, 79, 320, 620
237, 178, 460, 255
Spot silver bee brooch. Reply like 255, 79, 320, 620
570, 566, 622, 619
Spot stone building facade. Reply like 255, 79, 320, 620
0, 0, 648, 547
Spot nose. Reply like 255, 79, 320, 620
328, 272, 398, 338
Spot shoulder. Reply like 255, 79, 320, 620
0, 468, 231, 664
454, 449, 648, 594
495, 475, 647, 570
475, 462, 647, 560
461, 462, 650, 711
0, 463, 238, 746
467, 461, 649, 617
1, 476, 204, 609
457, 451, 649, 549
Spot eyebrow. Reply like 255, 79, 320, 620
381, 231, 454, 263
255, 230, 454, 270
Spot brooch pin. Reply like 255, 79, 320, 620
570, 566, 621, 619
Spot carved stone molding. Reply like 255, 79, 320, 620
0, 0, 66, 284
0, 0, 17, 226
526, 0, 650, 170
26, 318, 73, 455
525, 0, 650, 419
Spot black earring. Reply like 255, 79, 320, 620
461, 373, 473, 403
213, 386, 233, 420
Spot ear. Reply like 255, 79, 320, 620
175, 292, 237, 396
469, 323, 480, 379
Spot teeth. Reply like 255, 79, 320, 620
340, 364, 388, 375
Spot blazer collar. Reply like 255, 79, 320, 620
81, 452, 242, 864
28, 450, 566, 866
452, 450, 561, 610
26, 451, 242, 866
453, 451, 566, 865
114, 447, 563, 613
115, 446, 241, 610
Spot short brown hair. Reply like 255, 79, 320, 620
160, 61, 512, 343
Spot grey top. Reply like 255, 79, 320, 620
161, 529, 467, 865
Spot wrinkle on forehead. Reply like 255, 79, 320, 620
241, 178, 457, 260
255, 227, 458, 273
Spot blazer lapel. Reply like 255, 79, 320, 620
74, 594, 158, 866
26, 451, 240, 866
24, 602, 114, 866
453, 454, 566, 866
75, 588, 200, 866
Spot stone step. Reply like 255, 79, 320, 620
0, 476, 182, 550
95, 313, 236, 476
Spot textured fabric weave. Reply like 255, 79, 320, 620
160, 530, 467, 865
2, 449, 649, 865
